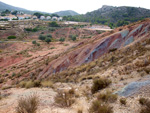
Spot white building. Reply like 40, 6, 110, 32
40, 16, 45, 20
52, 16, 58, 21
46, 16, 51, 20
32, 16, 38, 20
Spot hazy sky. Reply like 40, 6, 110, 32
1, 0, 150, 14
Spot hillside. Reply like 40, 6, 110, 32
55, 10, 79, 16
64, 5, 150, 26
0, 19, 150, 113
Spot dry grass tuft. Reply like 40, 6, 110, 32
16, 94, 39, 113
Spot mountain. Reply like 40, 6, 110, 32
54, 10, 79, 16
64, 5, 150, 26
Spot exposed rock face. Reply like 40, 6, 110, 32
38, 20, 150, 78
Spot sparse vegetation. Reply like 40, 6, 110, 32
55, 88, 75, 107
19, 80, 41, 89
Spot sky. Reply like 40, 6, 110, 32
1, 0, 150, 14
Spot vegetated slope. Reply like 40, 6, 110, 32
64, 5, 150, 26
55, 10, 79, 16
38, 19, 150, 79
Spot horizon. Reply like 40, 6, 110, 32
0, 0, 150, 14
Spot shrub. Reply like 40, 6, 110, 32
32, 40, 37, 45
109, 48, 117, 53
25, 28, 38, 32
45, 37, 51, 44
59, 37, 65, 42
16, 94, 39, 113
7, 36, 16, 39
139, 97, 147, 105
55, 89, 75, 107
139, 98, 150, 113
38, 35, 46, 41
25, 81, 35, 88
91, 78, 112, 94
120, 98, 126, 105
89, 100, 113, 113
97, 91, 118, 103
49, 21, 59, 27
47, 34, 52, 38
69, 35, 77, 41
140, 100, 150, 113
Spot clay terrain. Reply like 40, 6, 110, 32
0, 19, 150, 113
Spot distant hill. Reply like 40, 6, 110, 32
64, 5, 150, 27
0, 1, 27, 11
0, 1, 48, 14
54, 10, 79, 16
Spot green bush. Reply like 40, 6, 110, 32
7, 36, 16, 39
25, 28, 38, 32
32, 40, 37, 45
91, 78, 111, 94
16, 94, 39, 113
49, 21, 59, 27
38, 35, 46, 41
89, 100, 113, 113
